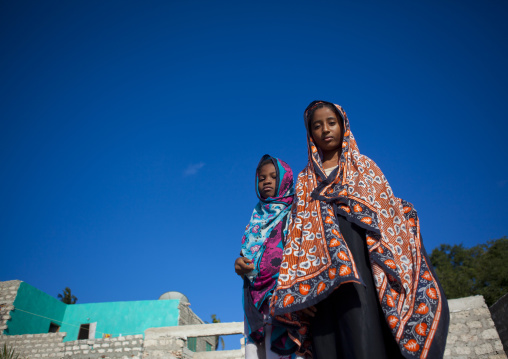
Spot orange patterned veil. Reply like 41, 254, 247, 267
271, 101, 449, 359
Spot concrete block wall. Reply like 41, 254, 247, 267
178, 302, 216, 352
178, 303, 202, 326
62, 334, 144, 359
445, 296, 507, 359
0, 280, 21, 304
142, 334, 185, 359
0, 280, 21, 333
143, 323, 244, 359
490, 293, 508, 356
0, 332, 144, 359
0, 332, 65, 358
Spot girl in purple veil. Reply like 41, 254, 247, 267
235, 154, 299, 359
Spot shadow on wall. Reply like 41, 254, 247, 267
489, 292, 508, 356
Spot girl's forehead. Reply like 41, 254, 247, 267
258, 162, 276, 173
313, 107, 338, 120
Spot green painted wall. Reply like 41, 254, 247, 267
5, 282, 181, 342
61, 299, 180, 342
7, 282, 67, 335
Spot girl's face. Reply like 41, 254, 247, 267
310, 106, 343, 154
258, 163, 277, 199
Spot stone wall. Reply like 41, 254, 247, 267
178, 302, 216, 352
144, 322, 244, 359
490, 292, 508, 356
0, 280, 21, 333
0, 332, 143, 359
445, 296, 507, 359
178, 303, 203, 327
0, 333, 65, 358
61, 334, 144, 358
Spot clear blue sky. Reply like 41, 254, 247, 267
1, 0, 507, 349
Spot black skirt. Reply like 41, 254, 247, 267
310, 215, 404, 359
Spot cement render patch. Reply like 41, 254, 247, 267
449, 296, 487, 312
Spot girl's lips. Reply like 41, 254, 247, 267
323, 136, 334, 142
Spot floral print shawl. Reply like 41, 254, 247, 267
272, 101, 449, 359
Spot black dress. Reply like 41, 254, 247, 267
310, 214, 404, 359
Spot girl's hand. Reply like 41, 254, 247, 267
234, 257, 254, 276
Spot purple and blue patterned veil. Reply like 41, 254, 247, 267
240, 154, 294, 344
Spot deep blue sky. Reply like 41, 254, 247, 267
1, 0, 507, 349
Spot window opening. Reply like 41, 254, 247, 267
48, 322, 60, 333
187, 337, 197, 352
78, 324, 90, 340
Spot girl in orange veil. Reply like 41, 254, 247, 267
272, 101, 449, 359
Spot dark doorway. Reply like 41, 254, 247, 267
78, 324, 90, 339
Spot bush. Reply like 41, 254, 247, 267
0, 343, 23, 359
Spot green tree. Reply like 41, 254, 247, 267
211, 314, 225, 351
57, 287, 77, 304
430, 237, 508, 306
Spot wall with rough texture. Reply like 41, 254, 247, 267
0, 332, 144, 359
0, 280, 21, 333
0, 333, 65, 359
61, 334, 144, 358
178, 302, 216, 352
445, 296, 507, 359
143, 323, 244, 359
490, 293, 508, 356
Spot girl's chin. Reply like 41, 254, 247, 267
319, 144, 341, 153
